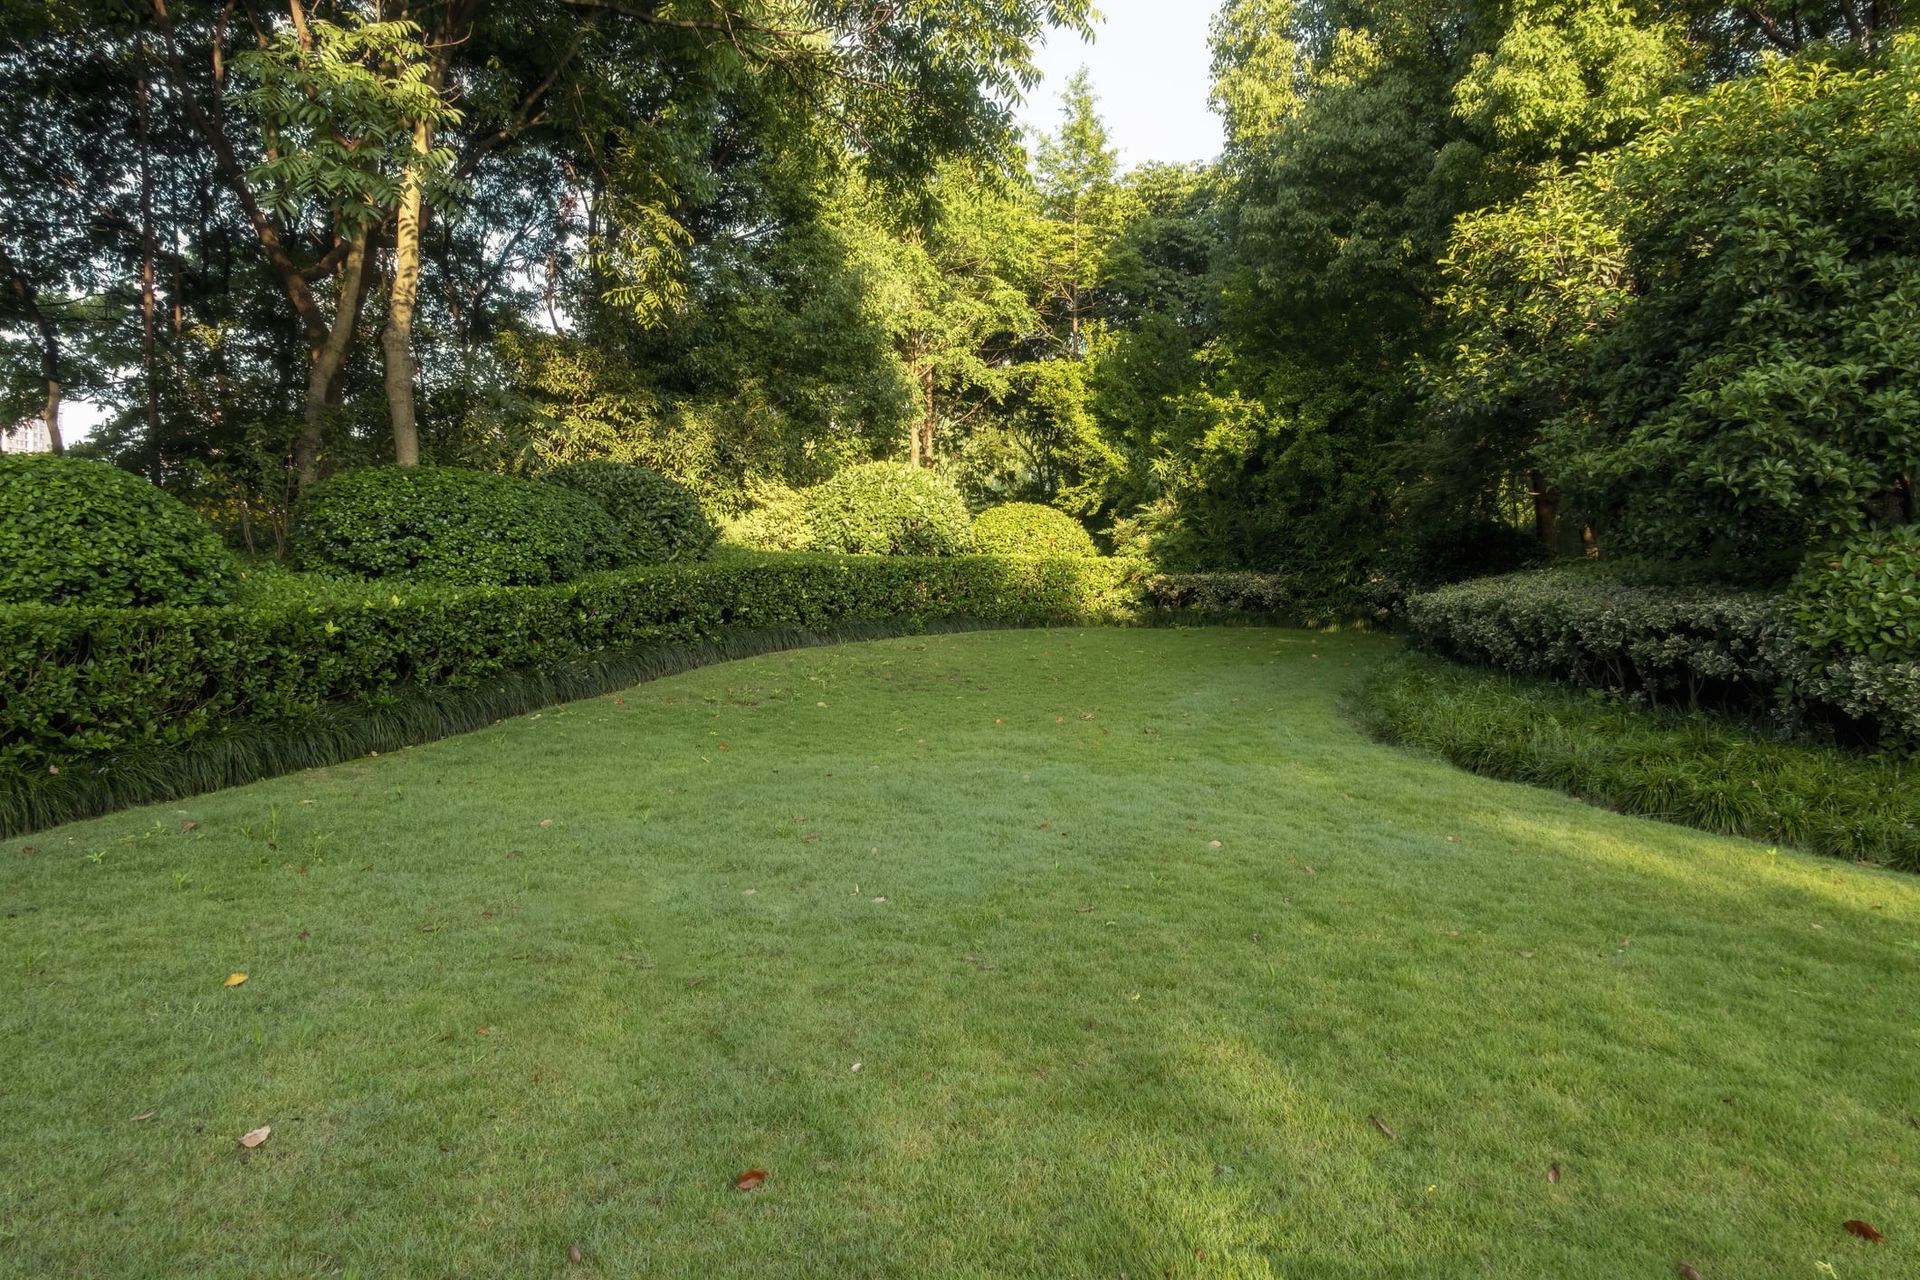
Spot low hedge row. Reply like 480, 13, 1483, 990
1403, 567, 1919, 747
1353, 653, 1919, 870
1, 554, 1139, 787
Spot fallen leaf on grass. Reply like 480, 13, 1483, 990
1075, 905, 1094, 914
1518, 951, 1537, 959
1677, 1264, 1703, 1280
686, 977, 707, 988
223, 973, 248, 988
238, 1125, 271, 1149
569, 1245, 583, 1264
1208, 840, 1222, 849
1844, 1220, 1885, 1242
180, 820, 198, 832
129, 1110, 155, 1122
1368, 1115, 1397, 1139
1548, 1163, 1561, 1184
539, 819, 553, 827
476, 1026, 490, 1036
734, 1168, 767, 1191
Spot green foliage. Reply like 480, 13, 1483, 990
1447, 40, 1920, 574
971, 502, 1097, 557
541, 459, 715, 564
1355, 652, 1919, 869
1786, 527, 1920, 665
289, 466, 624, 586
0, 455, 236, 607
1140, 571, 1294, 616
0, 553, 1138, 786
1405, 567, 1783, 709
721, 481, 816, 552
805, 462, 977, 556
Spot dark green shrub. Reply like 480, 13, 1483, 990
290, 466, 624, 586
805, 463, 975, 556
972, 503, 1098, 557
1404, 567, 1780, 711
541, 459, 715, 564
1773, 530, 1920, 746
1353, 652, 1919, 870
0, 454, 236, 607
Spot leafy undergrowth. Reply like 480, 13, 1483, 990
1354, 652, 1919, 870
2, 630, 1916, 1278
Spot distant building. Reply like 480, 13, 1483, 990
1, 418, 53, 454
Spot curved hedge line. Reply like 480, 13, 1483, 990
0, 554, 1140, 831
0, 454, 237, 607
1403, 566, 1919, 747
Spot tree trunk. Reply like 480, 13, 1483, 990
382, 117, 431, 466
1530, 470, 1559, 547
138, 40, 160, 452
0, 239, 63, 455
293, 224, 372, 486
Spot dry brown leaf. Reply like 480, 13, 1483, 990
1368, 1115, 1397, 1139
1548, 1163, 1561, 1184
1677, 1264, 1703, 1280
734, 1167, 767, 1191
568, 1245, 583, 1264
180, 820, 198, 832
1075, 905, 1094, 914
238, 1125, 271, 1149
1208, 840, 1222, 849
223, 972, 248, 988
1844, 1220, 1885, 1243
129, 1110, 155, 1122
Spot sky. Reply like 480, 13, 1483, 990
1016, 3, 1223, 169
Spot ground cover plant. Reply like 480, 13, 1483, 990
3, 629, 1915, 1279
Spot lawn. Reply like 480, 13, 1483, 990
2, 628, 1915, 1279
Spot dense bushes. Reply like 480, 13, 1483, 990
290, 466, 624, 586
1397, 519, 1550, 586
972, 503, 1097, 557
805, 463, 975, 556
541, 459, 715, 563
0, 455, 236, 607
1405, 563, 1920, 747
1354, 653, 1919, 870
1142, 571, 1294, 616
0, 554, 1138, 787
1405, 568, 1779, 708
721, 481, 814, 551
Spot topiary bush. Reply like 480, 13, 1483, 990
0, 454, 236, 607
804, 462, 975, 556
541, 459, 714, 564
289, 466, 624, 586
972, 502, 1098, 557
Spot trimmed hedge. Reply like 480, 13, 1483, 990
0, 554, 1137, 797
0, 454, 237, 607
1353, 652, 1919, 870
805, 463, 975, 556
1405, 565, 1920, 747
542, 459, 715, 564
972, 503, 1098, 557
290, 466, 625, 586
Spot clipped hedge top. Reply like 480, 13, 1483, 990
805, 462, 976, 557
972, 502, 1098, 558
541, 459, 715, 564
1788, 526, 1920, 664
0, 454, 236, 607
290, 465, 624, 587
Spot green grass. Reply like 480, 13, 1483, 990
1355, 651, 1919, 869
3, 628, 1916, 1278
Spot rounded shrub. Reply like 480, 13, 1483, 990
1787, 526, 1920, 663
290, 466, 624, 586
0, 453, 237, 607
541, 459, 715, 564
804, 462, 975, 556
972, 502, 1098, 557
